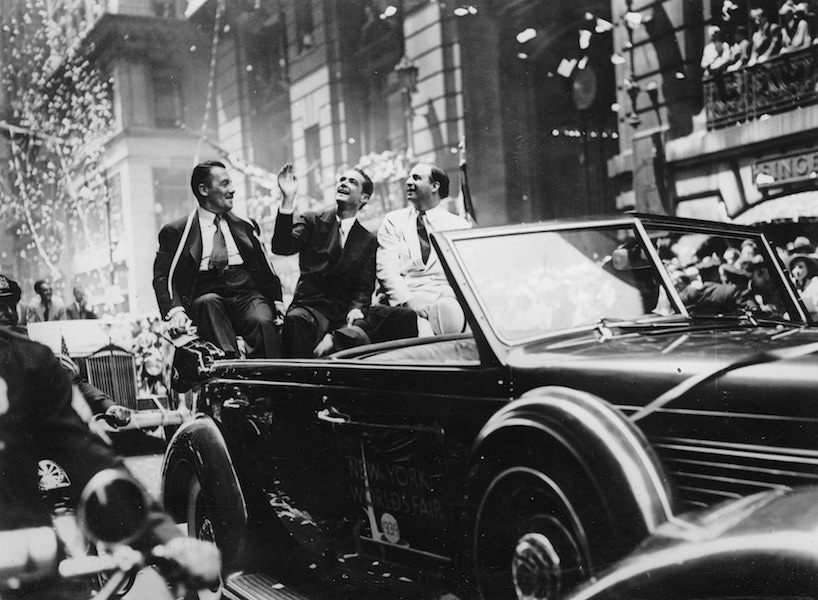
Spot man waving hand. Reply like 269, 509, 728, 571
272, 164, 377, 357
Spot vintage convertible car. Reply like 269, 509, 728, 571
162, 214, 818, 600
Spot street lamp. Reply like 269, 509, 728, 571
394, 54, 419, 152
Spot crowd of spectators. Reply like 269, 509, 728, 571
702, 0, 818, 76
663, 233, 818, 319
778, 234, 818, 315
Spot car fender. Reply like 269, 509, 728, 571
471, 386, 675, 540
161, 414, 248, 529
564, 487, 818, 600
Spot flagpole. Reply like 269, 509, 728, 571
458, 137, 477, 225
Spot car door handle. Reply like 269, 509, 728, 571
223, 398, 249, 409
316, 408, 350, 424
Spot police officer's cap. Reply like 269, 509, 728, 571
0, 275, 21, 304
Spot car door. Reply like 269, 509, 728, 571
314, 351, 508, 569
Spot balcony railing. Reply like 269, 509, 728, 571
704, 45, 818, 130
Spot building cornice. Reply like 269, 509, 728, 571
666, 109, 818, 168
80, 13, 204, 65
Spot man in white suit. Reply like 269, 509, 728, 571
376, 163, 471, 335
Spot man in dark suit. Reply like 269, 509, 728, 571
272, 164, 377, 357
65, 286, 97, 320
153, 160, 284, 358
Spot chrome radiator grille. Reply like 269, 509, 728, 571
84, 348, 138, 411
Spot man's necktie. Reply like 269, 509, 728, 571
43, 303, 49, 321
209, 214, 229, 274
417, 211, 431, 264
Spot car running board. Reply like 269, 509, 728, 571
222, 569, 459, 600
223, 572, 335, 600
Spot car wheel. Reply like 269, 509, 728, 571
187, 474, 214, 543
472, 455, 602, 600
181, 473, 224, 600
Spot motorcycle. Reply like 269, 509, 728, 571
2, 469, 216, 600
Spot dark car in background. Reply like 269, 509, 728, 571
162, 214, 818, 600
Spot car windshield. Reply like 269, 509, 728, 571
452, 222, 802, 344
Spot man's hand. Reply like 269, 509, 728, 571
313, 333, 335, 357
274, 300, 286, 326
277, 163, 299, 209
405, 296, 429, 319
104, 405, 132, 427
166, 311, 192, 338
346, 308, 364, 327
155, 537, 221, 592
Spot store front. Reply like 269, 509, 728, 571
672, 140, 818, 250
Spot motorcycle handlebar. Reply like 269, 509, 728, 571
91, 410, 186, 432
0, 526, 59, 582
58, 553, 121, 578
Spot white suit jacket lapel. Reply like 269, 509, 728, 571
404, 208, 423, 266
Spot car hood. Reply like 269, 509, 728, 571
511, 323, 818, 364
508, 324, 818, 407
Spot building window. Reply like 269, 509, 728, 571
152, 0, 180, 18
296, 0, 314, 53
247, 17, 289, 109
304, 126, 322, 200
361, 71, 393, 154
152, 67, 182, 129
153, 168, 191, 227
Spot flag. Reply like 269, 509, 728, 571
458, 138, 477, 226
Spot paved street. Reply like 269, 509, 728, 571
116, 430, 166, 499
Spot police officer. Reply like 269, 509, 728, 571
0, 293, 220, 596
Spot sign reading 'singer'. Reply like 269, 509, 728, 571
753, 150, 818, 188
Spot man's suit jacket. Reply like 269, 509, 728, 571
272, 207, 376, 328
66, 303, 97, 320
21, 297, 66, 325
376, 204, 471, 306
153, 209, 283, 318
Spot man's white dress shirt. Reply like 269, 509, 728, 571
197, 207, 244, 271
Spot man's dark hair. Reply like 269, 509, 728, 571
354, 168, 373, 197
430, 165, 449, 199
190, 160, 227, 201
34, 280, 46, 294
